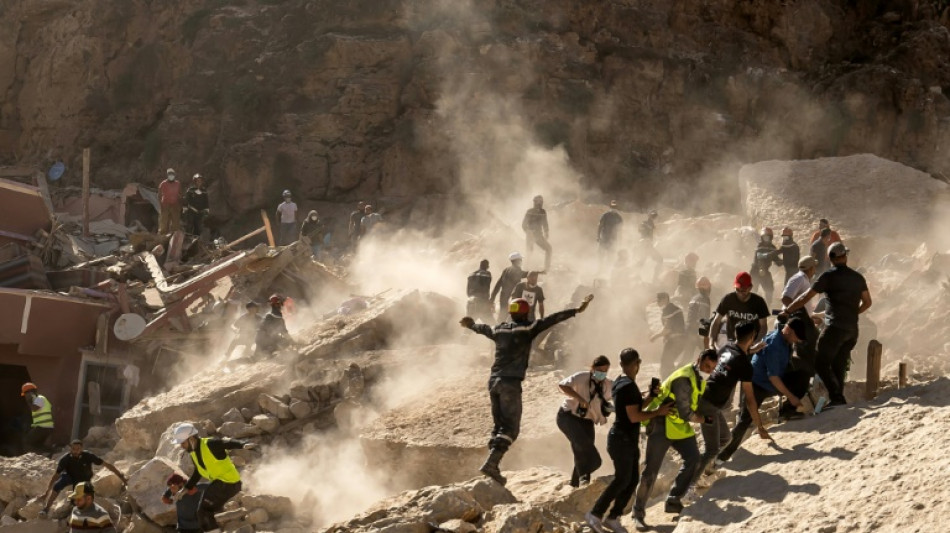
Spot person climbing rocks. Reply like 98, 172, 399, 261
686, 277, 712, 352
299, 210, 326, 258
557, 355, 613, 488
777, 227, 801, 285
466, 259, 493, 323
633, 349, 719, 527
255, 294, 293, 359
460, 294, 593, 485
785, 242, 872, 406
276, 190, 298, 246
21, 382, 54, 454
510, 271, 545, 322
716, 318, 809, 463
348, 201, 366, 249
41, 439, 127, 517
750, 227, 781, 305
183, 174, 210, 238
162, 423, 257, 532
67, 482, 116, 533
164, 473, 203, 533
489, 252, 527, 320
522, 195, 552, 271
586, 348, 670, 533
360, 204, 383, 238
597, 200, 624, 261
158, 168, 182, 234
225, 301, 261, 360
650, 292, 687, 378
706, 272, 770, 350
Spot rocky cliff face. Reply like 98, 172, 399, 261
2, 0, 950, 228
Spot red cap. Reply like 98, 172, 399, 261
734, 271, 753, 288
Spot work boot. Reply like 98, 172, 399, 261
479, 449, 507, 485
632, 515, 649, 531
664, 498, 684, 514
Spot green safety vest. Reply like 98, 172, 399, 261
31, 395, 54, 429
190, 438, 241, 484
643, 364, 705, 440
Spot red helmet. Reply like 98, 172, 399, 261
781, 227, 793, 237
21, 382, 37, 397
761, 227, 774, 237
508, 298, 530, 316
695, 276, 711, 290
268, 294, 284, 305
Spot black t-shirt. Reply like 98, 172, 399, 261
811, 265, 868, 332
811, 240, 829, 274
714, 292, 769, 340
702, 343, 754, 408
511, 282, 545, 321
56, 451, 103, 483
612, 376, 644, 435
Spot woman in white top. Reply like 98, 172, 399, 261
557, 355, 613, 487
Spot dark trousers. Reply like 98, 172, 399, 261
791, 310, 820, 376
488, 378, 523, 451
278, 222, 297, 246
661, 336, 686, 378
526, 231, 552, 270
556, 409, 601, 483
717, 372, 809, 462
23, 426, 53, 454
694, 398, 730, 483
186, 211, 205, 237
815, 326, 858, 403
591, 428, 640, 519
751, 270, 774, 305
197, 480, 241, 531
635, 423, 700, 516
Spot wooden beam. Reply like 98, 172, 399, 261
82, 148, 91, 237
898, 362, 907, 388
223, 226, 266, 250
865, 339, 882, 400
261, 210, 275, 247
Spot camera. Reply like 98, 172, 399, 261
698, 317, 712, 337
601, 401, 615, 417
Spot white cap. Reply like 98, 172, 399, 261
170, 423, 198, 444
282, 189, 292, 197
508, 252, 523, 261
166, 168, 176, 175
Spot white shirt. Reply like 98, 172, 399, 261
277, 201, 298, 223
558, 371, 613, 425
783, 270, 815, 312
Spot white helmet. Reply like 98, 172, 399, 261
170, 422, 199, 445
508, 252, 523, 262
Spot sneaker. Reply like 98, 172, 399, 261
479, 464, 507, 486
603, 517, 629, 533
632, 516, 649, 531
664, 499, 684, 514
585, 512, 607, 533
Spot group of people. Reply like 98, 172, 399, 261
224, 294, 295, 361
461, 201, 873, 532
158, 168, 210, 236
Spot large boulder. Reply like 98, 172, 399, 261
0, 454, 55, 502
116, 361, 289, 453
126, 458, 179, 526
239, 494, 294, 520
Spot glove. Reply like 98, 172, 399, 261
459, 317, 475, 328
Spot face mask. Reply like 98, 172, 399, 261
311, 216, 317, 221
592, 371, 608, 381
698, 370, 711, 380
169, 176, 176, 181
783, 236, 792, 243
763, 235, 772, 243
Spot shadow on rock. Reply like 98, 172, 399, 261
685, 471, 819, 526
727, 441, 857, 471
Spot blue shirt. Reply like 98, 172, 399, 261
751, 329, 792, 393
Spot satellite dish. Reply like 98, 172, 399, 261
114, 313, 147, 340
48, 162, 66, 181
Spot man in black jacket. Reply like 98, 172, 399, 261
461, 294, 593, 484
183, 175, 210, 238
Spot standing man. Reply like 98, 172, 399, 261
586, 349, 670, 533
299, 210, 326, 258
21, 382, 53, 454
158, 168, 182, 234
785, 242, 872, 406
510, 271, 545, 322
163, 423, 257, 532
489, 252, 527, 320
276, 190, 298, 246
706, 272, 770, 350
466, 259, 493, 323
225, 301, 260, 360
522, 195, 552, 271
673, 253, 700, 306
781, 256, 820, 373
67, 483, 116, 533
348, 201, 366, 249
810, 218, 841, 246
776, 227, 800, 285
360, 204, 383, 238
597, 200, 624, 261
638, 210, 663, 280
811, 228, 833, 276
701, 321, 772, 472
750, 227, 780, 305
460, 295, 593, 485
183, 174, 210, 238
716, 319, 809, 463
687, 277, 712, 352
650, 292, 687, 378
556, 355, 613, 488
41, 439, 127, 516
633, 349, 719, 526
255, 295, 293, 359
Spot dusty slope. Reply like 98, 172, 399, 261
673, 378, 950, 533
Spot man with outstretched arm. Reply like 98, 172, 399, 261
460, 294, 594, 485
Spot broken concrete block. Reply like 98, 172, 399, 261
240, 406, 259, 420
233, 525, 255, 533
222, 407, 246, 424
439, 519, 477, 533
250, 414, 280, 433
15, 498, 43, 520
2, 497, 24, 518
289, 385, 310, 402
214, 508, 247, 524
289, 400, 311, 420
125, 513, 165, 533
258, 394, 292, 420
339, 363, 365, 400
247, 508, 269, 525
1, 516, 19, 526
92, 470, 124, 499
240, 495, 294, 519
219, 422, 263, 439
0, 455, 55, 502
127, 457, 179, 526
